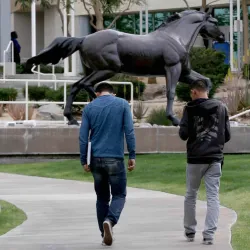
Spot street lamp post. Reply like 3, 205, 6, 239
63, 1, 76, 76
139, 0, 148, 35
229, 0, 234, 72
31, 0, 36, 57
236, 0, 241, 76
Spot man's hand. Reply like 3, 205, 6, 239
128, 159, 135, 172
83, 164, 90, 172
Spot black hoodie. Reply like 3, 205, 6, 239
179, 98, 231, 164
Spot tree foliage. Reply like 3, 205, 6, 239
82, 0, 145, 30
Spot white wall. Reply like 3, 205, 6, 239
13, 13, 31, 59
13, 12, 44, 60
0, 1, 12, 63
75, 15, 92, 75
44, 6, 62, 47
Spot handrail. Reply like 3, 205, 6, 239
3, 41, 14, 79
229, 109, 250, 120
31, 65, 57, 90
0, 79, 133, 125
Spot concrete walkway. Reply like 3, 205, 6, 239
0, 173, 236, 250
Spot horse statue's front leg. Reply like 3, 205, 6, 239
63, 76, 97, 126
180, 70, 212, 92
165, 63, 182, 126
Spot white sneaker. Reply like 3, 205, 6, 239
103, 220, 113, 246
203, 238, 213, 245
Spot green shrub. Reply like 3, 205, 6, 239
243, 64, 250, 79
0, 88, 18, 101
39, 64, 64, 74
110, 74, 146, 100
16, 63, 64, 74
46, 85, 89, 113
176, 48, 229, 102
22, 86, 51, 101
146, 108, 172, 126
46, 85, 89, 102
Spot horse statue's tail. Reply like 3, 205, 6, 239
23, 36, 85, 73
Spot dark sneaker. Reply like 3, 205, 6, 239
203, 238, 213, 245
185, 232, 195, 242
103, 220, 113, 246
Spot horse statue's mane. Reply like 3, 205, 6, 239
155, 10, 200, 30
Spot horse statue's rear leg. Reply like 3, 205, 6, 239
64, 70, 115, 125
165, 63, 182, 126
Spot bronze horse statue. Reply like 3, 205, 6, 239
25, 8, 225, 126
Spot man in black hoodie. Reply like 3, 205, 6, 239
179, 79, 231, 245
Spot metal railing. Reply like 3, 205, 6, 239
31, 65, 57, 89
229, 109, 250, 121
3, 41, 14, 79
0, 79, 133, 125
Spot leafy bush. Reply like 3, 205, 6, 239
46, 85, 89, 113
146, 108, 172, 126
0, 88, 18, 101
110, 74, 146, 100
176, 48, 229, 102
46, 85, 89, 102
22, 86, 51, 101
243, 64, 250, 79
16, 63, 64, 74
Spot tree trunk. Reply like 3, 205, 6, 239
93, 0, 104, 30
56, 0, 71, 37
202, 0, 206, 9
242, 0, 249, 64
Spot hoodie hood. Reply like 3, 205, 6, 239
186, 98, 221, 116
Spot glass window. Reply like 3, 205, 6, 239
116, 14, 136, 34
103, 15, 116, 29
135, 13, 141, 34
153, 11, 172, 29
214, 8, 230, 26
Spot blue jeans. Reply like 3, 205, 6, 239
90, 157, 127, 237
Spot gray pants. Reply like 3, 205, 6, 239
184, 162, 222, 239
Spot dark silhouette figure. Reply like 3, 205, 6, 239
11, 31, 21, 64
25, 8, 225, 126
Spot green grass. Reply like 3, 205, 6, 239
0, 154, 249, 249
0, 200, 27, 236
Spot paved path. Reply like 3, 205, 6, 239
0, 173, 236, 250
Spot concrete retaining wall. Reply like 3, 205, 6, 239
0, 127, 249, 155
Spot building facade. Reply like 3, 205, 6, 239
9, 0, 250, 74
0, 1, 12, 65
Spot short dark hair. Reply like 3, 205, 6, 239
11, 31, 18, 39
190, 79, 208, 92
95, 82, 114, 93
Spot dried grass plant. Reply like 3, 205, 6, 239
7, 104, 34, 121
133, 100, 148, 122
0, 104, 3, 117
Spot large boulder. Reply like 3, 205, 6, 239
36, 104, 64, 121
143, 83, 166, 100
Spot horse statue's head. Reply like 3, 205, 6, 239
157, 8, 225, 46
199, 8, 225, 43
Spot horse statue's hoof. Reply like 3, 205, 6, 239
68, 119, 79, 126
167, 115, 180, 127
172, 117, 180, 127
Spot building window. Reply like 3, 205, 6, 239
154, 12, 172, 29
103, 10, 181, 35
116, 14, 136, 34
103, 15, 116, 29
